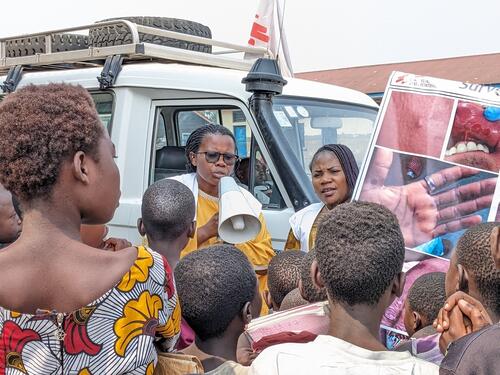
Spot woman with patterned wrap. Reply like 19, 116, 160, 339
0, 84, 180, 374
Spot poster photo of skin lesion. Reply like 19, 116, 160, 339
355, 72, 500, 260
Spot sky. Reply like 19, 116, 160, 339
1, 0, 500, 73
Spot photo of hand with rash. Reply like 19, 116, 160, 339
359, 147, 496, 256
376, 91, 454, 158
444, 101, 500, 172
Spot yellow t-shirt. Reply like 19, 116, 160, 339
180, 191, 275, 315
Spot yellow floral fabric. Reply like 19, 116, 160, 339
0, 246, 180, 374
117, 246, 154, 292
114, 291, 163, 356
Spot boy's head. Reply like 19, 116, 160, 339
446, 223, 500, 320
313, 201, 405, 309
138, 179, 195, 245
403, 272, 446, 336
264, 250, 305, 310
299, 248, 327, 303
174, 244, 261, 341
280, 288, 308, 311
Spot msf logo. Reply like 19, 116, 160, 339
248, 15, 270, 46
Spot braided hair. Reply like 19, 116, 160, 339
309, 144, 359, 199
184, 124, 237, 173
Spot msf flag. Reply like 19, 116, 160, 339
246, 0, 294, 77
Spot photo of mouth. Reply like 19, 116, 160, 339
376, 91, 454, 158
444, 101, 500, 172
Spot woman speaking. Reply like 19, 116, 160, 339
285, 144, 359, 252
171, 124, 275, 299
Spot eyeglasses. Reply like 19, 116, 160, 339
196, 151, 239, 166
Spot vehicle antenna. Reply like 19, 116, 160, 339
276, 0, 288, 64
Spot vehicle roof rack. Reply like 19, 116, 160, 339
0, 20, 271, 75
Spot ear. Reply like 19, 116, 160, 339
72, 151, 90, 184
490, 226, 500, 270
412, 311, 423, 332
392, 272, 406, 298
298, 278, 307, 300
189, 152, 198, 168
457, 264, 469, 293
188, 221, 196, 239
263, 290, 273, 310
311, 259, 325, 290
241, 301, 253, 325
137, 218, 146, 237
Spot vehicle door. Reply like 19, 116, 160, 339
148, 98, 295, 250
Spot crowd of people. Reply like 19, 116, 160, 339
0, 83, 498, 374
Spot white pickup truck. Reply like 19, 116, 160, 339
0, 17, 378, 248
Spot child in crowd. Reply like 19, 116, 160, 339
442, 222, 500, 325
299, 248, 327, 303
0, 83, 179, 373
436, 223, 500, 374
396, 272, 446, 364
138, 179, 197, 352
138, 178, 196, 269
403, 272, 446, 338
175, 244, 261, 374
264, 250, 305, 311
250, 202, 439, 374
280, 288, 308, 311
0, 184, 21, 248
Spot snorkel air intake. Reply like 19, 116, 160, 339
243, 58, 317, 210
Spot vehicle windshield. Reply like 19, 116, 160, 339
272, 96, 378, 176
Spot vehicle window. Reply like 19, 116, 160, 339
151, 105, 285, 209
155, 113, 167, 150
249, 146, 285, 209
91, 93, 114, 132
272, 97, 377, 177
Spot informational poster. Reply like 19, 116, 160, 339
354, 72, 500, 345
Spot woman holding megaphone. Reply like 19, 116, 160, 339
170, 124, 275, 309
285, 144, 359, 252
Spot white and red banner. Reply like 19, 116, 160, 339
246, 0, 294, 77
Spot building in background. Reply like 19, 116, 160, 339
297, 53, 500, 103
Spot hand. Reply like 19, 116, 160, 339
236, 347, 259, 366
434, 291, 492, 333
197, 213, 219, 245
433, 291, 493, 353
102, 237, 132, 251
360, 148, 495, 247
237, 333, 259, 366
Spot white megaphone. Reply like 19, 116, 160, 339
218, 176, 262, 244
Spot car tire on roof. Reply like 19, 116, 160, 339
5, 34, 89, 58
89, 17, 212, 53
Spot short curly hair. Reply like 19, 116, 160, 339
174, 244, 256, 341
456, 222, 500, 316
141, 179, 195, 241
300, 248, 327, 303
315, 201, 405, 305
407, 272, 446, 323
268, 250, 305, 307
0, 84, 103, 202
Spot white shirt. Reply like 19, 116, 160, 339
249, 335, 439, 375
288, 202, 324, 252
